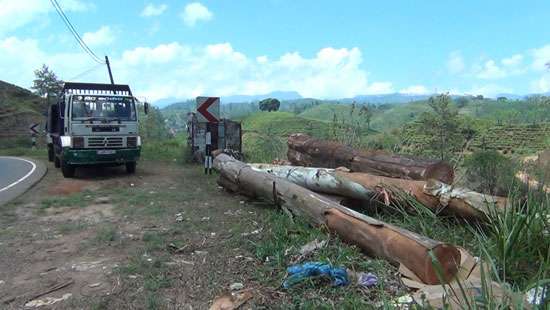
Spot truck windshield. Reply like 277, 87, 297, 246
71, 95, 137, 121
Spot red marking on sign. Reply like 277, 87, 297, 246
197, 97, 219, 123
29, 123, 39, 134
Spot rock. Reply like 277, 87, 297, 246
94, 197, 110, 204
230, 282, 244, 291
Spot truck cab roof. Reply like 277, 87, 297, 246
62, 82, 133, 97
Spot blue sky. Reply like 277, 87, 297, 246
1, 0, 550, 102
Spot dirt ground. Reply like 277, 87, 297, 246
0, 160, 276, 309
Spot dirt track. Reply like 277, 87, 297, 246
0, 160, 273, 309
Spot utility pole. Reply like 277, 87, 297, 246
105, 56, 115, 85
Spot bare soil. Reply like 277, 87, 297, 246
0, 160, 273, 309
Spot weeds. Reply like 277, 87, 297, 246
94, 225, 118, 244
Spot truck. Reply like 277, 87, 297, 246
46, 82, 148, 178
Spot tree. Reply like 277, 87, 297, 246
418, 93, 463, 161
31, 64, 63, 98
259, 98, 280, 112
463, 150, 517, 196
454, 96, 469, 108
359, 104, 373, 130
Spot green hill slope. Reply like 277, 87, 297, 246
241, 111, 334, 162
0, 80, 47, 147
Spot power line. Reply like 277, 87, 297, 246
48, 0, 105, 64
68, 63, 104, 81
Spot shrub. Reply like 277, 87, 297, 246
463, 150, 518, 195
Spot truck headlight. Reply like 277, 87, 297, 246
137, 136, 142, 147
73, 137, 84, 148
60, 136, 72, 147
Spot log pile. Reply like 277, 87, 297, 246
249, 164, 508, 220
288, 133, 455, 184
214, 154, 461, 284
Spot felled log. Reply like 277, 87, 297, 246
250, 164, 508, 220
287, 133, 454, 184
214, 154, 461, 284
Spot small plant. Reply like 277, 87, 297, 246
463, 150, 519, 196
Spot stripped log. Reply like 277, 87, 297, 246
214, 154, 461, 284
287, 133, 454, 184
250, 164, 508, 220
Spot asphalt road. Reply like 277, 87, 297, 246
0, 157, 47, 205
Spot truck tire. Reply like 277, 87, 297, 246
54, 156, 61, 168
126, 162, 136, 174
47, 145, 54, 162
61, 160, 75, 178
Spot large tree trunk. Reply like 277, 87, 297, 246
249, 164, 508, 220
214, 154, 462, 285
287, 133, 454, 184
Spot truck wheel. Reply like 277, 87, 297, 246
54, 156, 61, 168
61, 160, 75, 178
126, 162, 136, 174
47, 145, 54, 162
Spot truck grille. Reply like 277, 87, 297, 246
86, 137, 124, 148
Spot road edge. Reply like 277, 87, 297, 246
0, 157, 48, 206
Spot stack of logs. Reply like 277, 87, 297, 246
213, 133, 509, 288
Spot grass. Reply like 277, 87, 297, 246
116, 251, 172, 309
94, 225, 119, 244
252, 208, 403, 308
57, 221, 88, 234
39, 191, 94, 210
141, 135, 190, 163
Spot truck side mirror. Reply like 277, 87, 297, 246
144, 102, 149, 115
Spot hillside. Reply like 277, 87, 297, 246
240, 112, 333, 162
0, 81, 47, 147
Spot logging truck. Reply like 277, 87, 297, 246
46, 82, 148, 178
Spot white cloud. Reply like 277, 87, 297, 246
82, 26, 115, 47
447, 51, 465, 74
474, 54, 526, 79
115, 44, 386, 100
475, 60, 507, 79
1, 38, 390, 101
502, 54, 523, 66
141, 3, 167, 17
0, 0, 91, 35
399, 85, 429, 95
180, 2, 213, 27
530, 75, 550, 93
531, 44, 550, 71
365, 82, 394, 94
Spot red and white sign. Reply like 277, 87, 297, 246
29, 123, 39, 134
196, 96, 220, 123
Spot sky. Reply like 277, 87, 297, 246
1, 0, 550, 103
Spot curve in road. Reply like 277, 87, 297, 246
0, 157, 46, 205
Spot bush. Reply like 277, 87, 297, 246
463, 150, 518, 195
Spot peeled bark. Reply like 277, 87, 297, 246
250, 164, 508, 220
214, 154, 462, 284
287, 133, 454, 184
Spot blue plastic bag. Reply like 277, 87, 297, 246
282, 262, 349, 289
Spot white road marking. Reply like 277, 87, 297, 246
0, 157, 37, 193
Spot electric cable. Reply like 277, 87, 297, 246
48, 0, 105, 64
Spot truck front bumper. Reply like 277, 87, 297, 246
62, 148, 141, 165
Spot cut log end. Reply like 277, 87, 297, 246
423, 162, 455, 185
424, 244, 461, 285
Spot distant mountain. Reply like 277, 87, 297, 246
221, 91, 302, 103
494, 93, 526, 100
153, 91, 303, 107
340, 93, 433, 105
153, 97, 185, 108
